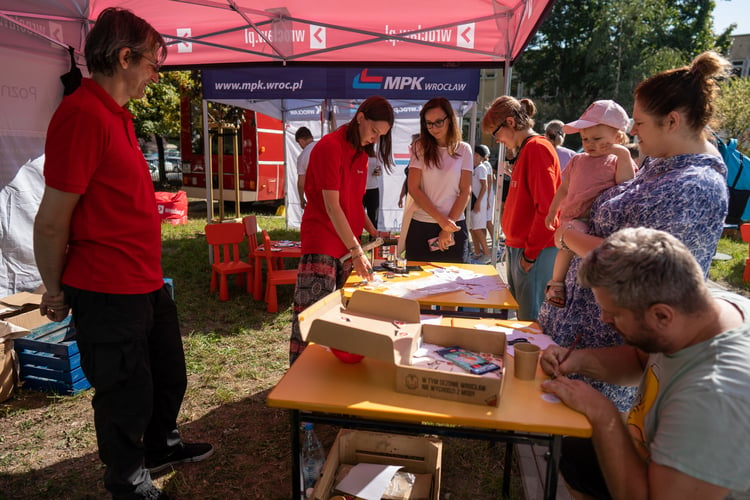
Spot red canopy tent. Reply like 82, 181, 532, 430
2, 0, 554, 67
0, 0, 554, 295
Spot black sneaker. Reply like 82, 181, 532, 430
145, 442, 214, 475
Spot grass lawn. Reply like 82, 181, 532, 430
2, 200, 748, 499
0, 201, 522, 499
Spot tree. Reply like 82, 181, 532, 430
717, 77, 750, 154
514, 0, 734, 140
128, 71, 194, 187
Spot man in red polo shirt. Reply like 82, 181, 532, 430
33, 8, 211, 499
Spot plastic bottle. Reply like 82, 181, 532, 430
301, 422, 326, 494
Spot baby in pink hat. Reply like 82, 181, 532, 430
544, 100, 637, 307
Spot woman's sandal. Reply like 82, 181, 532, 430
545, 280, 566, 308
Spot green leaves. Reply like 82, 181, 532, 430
717, 77, 750, 154
515, 0, 733, 132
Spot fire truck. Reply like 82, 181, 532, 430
180, 96, 285, 204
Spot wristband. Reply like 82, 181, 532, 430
522, 253, 536, 264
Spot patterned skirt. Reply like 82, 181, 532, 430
289, 254, 352, 364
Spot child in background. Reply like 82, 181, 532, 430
470, 144, 491, 261
544, 100, 637, 307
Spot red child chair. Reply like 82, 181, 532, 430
205, 222, 253, 301
260, 230, 298, 313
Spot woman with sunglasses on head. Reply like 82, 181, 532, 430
400, 97, 472, 263
481, 96, 561, 321
289, 96, 394, 364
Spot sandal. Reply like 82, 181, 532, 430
545, 280, 566, 308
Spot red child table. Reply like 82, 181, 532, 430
252, 240, 301, 301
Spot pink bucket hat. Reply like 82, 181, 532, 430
563, 100, 630, 134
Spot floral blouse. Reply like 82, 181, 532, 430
538, 154, 728, 411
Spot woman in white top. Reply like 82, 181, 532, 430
403, 97, 472, 262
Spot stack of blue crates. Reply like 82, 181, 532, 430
14, 316, 91, 395
14, 278, 174, 396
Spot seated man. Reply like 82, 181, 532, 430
541, 227, 750, 500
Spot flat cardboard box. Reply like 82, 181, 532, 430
0, 291, 43, 320
312, 429, 442, 500
3, 309, 52, 334
300, 290, 507, 406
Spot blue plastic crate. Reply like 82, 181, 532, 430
14, 317, 91, 395
163, 277, 174, 300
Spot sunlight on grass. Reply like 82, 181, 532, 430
710, 233, 750, 293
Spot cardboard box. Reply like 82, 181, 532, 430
0, 293, 44, 401
299, 290, 422, 366
0, 291, 44, 320
312, 429, 442, 500
300, 290, 507, 406
398, 324, 506, 407
0, 337, 19, 402
5, 311, 91, 396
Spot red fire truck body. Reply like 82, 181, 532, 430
180, 98, 285, 203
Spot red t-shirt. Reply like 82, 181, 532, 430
501, 135, 561, 260
44, 78, 163, 294
300, 125, 368, 258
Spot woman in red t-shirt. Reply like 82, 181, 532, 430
290, 96, 394, 364
481, 96, 561, 320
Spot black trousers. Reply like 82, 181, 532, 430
66, 285, 187, 499
559, 437, 613, 500
363, 188, 380, 230
404, 219, 469, 263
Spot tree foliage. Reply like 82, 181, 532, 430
717, 77, 750, 154
128, 71, 194, 186
514, 0, 735, 135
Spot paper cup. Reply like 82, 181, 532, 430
513, 343, 541, 380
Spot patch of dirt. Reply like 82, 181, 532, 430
1, 383, 520, 499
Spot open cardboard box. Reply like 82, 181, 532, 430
312, 429, 442, 500
300, 290, 507, 406
0, 292, 47, 402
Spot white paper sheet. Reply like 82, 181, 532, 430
335, 463, 404, 500
473, 324, 558, 356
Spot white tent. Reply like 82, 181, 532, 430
0, 0, 554, 295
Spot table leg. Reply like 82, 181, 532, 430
544, 435, 562, 500
502, 441, 513, 496
290, 410, 302, 499
254, 255, 263, 301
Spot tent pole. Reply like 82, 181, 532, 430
282, 99, 290, 229
467, 101, 478, 235
233, 126, 240, 218
468, 101, 478, 147
202, 100, 214, 224
490, 61, 511, 268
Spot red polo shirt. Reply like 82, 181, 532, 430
300, 125, 368, 258
501, 135, 560, 260
44, 78, 163, 294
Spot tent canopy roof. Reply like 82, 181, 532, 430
3, 0, 554, 68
